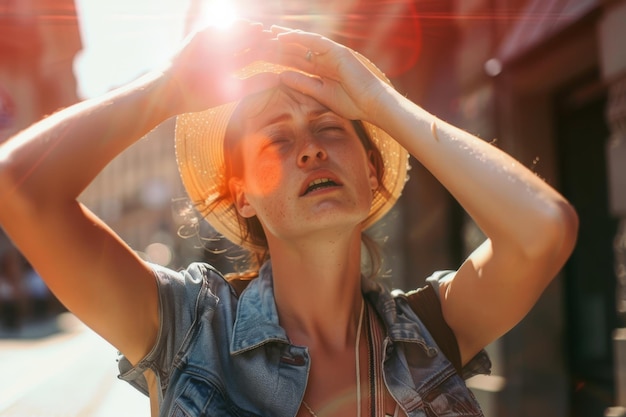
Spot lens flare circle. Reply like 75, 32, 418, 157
198, 0, 238, 29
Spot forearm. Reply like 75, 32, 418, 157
374, 89, 576, 257
0, 70, 174, 208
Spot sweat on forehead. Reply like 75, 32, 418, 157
232, 85, 331, 127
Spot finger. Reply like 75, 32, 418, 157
230, 38, 293, 70
269, 25, 298, 35
274, 31, 352, 78
258, 38, 309, 67
257, 37, 327, 74
275, 30, 334, 56
279, 71, 323, 98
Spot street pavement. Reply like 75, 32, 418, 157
0, 313, 150, 417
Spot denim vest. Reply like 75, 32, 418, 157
118, 262, 491, 417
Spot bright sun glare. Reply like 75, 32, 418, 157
197, 0, 238, 29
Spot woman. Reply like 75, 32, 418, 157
0, 22, 577, 416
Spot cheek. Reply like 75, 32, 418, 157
244, 150, 285, 197
339, 146, 374, 187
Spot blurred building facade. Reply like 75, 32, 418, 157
442, 0, 626, 415
1, 0, 625, 415
0, 0, 82, 325
0, 0, 81, 141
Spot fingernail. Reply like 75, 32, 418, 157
271, 25, 290, 32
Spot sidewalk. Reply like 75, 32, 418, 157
0, 313, 150, 417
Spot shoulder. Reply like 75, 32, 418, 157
387, 272, 492, 379
118, 262, 237, 394
149, 262, 238, 336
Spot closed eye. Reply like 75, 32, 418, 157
315, 123, 347, 136
319, 124, 344, 132
260, 130, 292, 153
268, 135, 290, 144
263, 125, 291, 141
312, 113, 349, 136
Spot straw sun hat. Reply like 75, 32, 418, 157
175, 51, 409, 252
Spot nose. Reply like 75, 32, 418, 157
297, 136, 327, 167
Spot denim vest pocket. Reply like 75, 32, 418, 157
422, 372, 484, 417
169, 374, 263, 417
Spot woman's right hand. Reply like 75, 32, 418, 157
161, 21, 280, 115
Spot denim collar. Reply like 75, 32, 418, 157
230, 261, 432, 355
230, 262, 289, 354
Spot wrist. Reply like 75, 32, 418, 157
364, 84, 405, 130
368, 87, 436, 149
139, 68, 183, 121
117, 66, 185, 124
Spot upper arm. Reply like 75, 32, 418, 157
3, 200, 159, 365
438, 235, 574, 365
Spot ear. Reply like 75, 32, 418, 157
367, 150, 380, 191
229, 177, 256, 218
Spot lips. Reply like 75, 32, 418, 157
304, 178, 339, 194
300, 172, 343, 196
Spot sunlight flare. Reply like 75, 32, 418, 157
197, 0, 238, 29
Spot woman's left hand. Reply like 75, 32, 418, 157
265, 27, 393, 123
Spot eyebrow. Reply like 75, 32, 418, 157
262, 109, 334, 128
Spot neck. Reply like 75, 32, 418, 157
268, 227, 365, 350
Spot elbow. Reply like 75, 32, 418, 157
551, 199, 579, 259
528, 199, 579, 274
560, 200, 579, 253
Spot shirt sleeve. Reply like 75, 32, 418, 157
116, 263, 214, 398
425, 270, 492, 379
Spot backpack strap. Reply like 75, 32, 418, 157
228, 277, 463, 374
406, 285, 463, 375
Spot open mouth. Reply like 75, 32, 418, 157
303, 178, 340, 195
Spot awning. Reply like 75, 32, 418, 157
497, 0, 600, 65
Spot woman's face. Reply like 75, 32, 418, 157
228, 88, 379, 245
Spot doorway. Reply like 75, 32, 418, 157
555, 72, 619, 416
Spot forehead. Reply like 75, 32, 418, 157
238, 87, 337, 132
